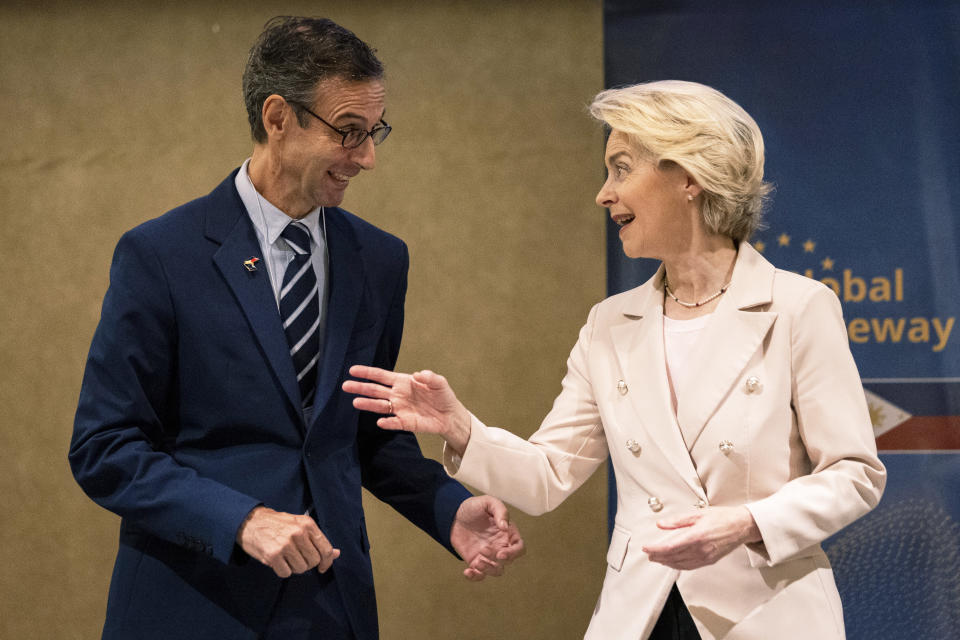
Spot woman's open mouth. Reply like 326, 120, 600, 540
613, 213, 635, 232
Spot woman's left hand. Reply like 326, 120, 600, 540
641, 506, 761, 570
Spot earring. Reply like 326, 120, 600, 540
687, 194, 694, 201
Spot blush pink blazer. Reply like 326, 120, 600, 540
445, 242, 885, 639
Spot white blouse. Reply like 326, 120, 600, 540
663, 312, 712, 448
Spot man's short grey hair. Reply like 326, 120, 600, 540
590, 80, 771, 242
242, 16, 384, 143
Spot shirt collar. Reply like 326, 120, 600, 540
236, 158, 324, 247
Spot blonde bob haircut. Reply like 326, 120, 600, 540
590, 80, 771, 242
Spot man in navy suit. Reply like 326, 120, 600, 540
70, 16, 524, 639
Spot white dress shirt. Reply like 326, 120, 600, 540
234, 159, 329, 420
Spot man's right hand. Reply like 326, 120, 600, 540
236, 506, 340, 578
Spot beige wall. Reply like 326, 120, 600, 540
0, 1, 606, 637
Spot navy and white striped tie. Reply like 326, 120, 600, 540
279, 221, 320, 408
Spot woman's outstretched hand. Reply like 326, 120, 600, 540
342, 365, 473, 454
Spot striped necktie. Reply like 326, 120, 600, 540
279, 221, 320, 408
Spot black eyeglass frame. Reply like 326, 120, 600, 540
288, 101, 391, 149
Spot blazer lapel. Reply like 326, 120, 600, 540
610, 265, 703, 494
675, 243, 778, 447
310, 208, 365, 424
206, 174, 302, 414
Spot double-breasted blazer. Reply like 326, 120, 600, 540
70, 170, 471, 639
445, 242, 885, 639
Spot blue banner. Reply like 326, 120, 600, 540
604, 1, 960, 636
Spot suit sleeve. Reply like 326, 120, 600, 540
69, 230, 260, 564
441, 303, 610, 516
744, 285, 886, 566
356, 242, 471, 554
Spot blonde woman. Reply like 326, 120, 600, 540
344, 81, 885, 640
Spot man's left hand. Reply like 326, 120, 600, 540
450, 495, 525, 581
642, 505, 761, 570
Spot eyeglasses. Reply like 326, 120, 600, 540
289, 101, 391, 149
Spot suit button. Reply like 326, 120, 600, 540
647, 497, 663, 512
625, 439, 641, 454
695, 499, 707, 509
719, 440, 735, 454
744, 376, 762, 394
617, 380, 628, 395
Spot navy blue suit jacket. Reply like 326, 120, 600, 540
70, 170, 471, 639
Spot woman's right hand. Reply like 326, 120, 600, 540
342, 365, 473, 454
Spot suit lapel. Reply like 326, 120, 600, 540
310, 208, 365, 425
206, 173, 302, 414
675, 243, 778, 447
610, 266, 702, 494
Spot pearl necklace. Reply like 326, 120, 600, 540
664, 275, 731, 308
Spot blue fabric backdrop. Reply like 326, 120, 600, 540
603, 1, 960, 637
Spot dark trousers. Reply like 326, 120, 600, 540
649, 583, 702, 640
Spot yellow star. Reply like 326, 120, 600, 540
821, 256, 835, 271
867, 401, 884, 428
778, 233, 790, 247
754, 240, 766, 253
803, 239, 816, 253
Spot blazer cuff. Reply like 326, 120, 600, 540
742, 503, 773, 567
433, 479, 472, 558
743, 499, 819, 567
442, 442, 462, 476
442, 413, 487, 478
227, 501, 265, 566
